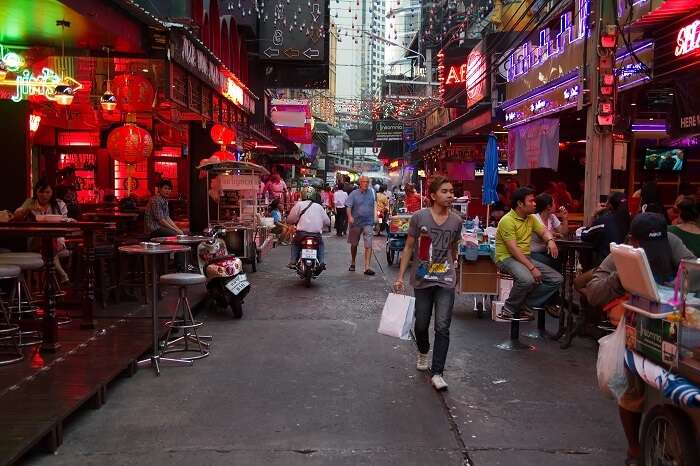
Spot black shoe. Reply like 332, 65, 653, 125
364, 269, 376, 276
497, 307, 515, 320
349, 264, 355, 272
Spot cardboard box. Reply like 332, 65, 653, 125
498, 277, 513, 302
624, 309, 678, 367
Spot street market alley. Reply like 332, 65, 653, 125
23, 235, 625, 466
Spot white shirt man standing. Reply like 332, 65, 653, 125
333, 184, 349, 237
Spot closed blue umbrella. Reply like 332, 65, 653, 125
482, 134, 499, 207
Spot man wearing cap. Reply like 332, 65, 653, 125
580, 212, 697, 466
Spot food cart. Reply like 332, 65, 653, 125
197, 160, 271, 272
611, 246, 700, 464
457, 223, 503, 318
385, 214, 412, 266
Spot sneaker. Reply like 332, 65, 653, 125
520, 306, 535, 319
431, 374, 448, 391
416, 352, 429, 371
497, 307, 515, 320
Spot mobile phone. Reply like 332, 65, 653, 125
599, 194, 608, 204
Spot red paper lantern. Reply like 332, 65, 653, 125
107, 123, 154, 165
111, 74, 155, 113
211, 149, 236, 161
210, 124, 236, 145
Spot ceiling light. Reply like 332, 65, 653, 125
54, 84, 75, 105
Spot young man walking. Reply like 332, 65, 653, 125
346, 176, 376, 275
394, 176, 462, 391
495, 186, 562, 319
333, 183, 349, 236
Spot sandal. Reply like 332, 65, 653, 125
349, 265, 355, 272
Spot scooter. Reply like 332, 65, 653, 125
197, 227, 250, 318
295, 232, 323, 288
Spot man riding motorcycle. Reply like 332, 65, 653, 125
286, 187, 331, 270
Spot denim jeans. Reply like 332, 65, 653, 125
497, 256, 563, 313
414, 286, 455, 375
291, 236, 325, 263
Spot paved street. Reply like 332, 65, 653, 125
24, 235, 625, 466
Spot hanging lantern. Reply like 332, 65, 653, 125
54, 83, 75, 105
107, 123, 154, 195
100, 90, 117, 111
111, 74, 155, 113
210, 124, 237, 146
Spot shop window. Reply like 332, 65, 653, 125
154, 161, 179, 194
114, 160, 149, 199
58, 153, 97, 203
57, 131, 100, 146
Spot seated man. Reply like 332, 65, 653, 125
145, 179, 186, 271
286, 188, 330, 269
579, 213, 697, 466
494, 187, 563, 319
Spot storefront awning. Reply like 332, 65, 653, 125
416, 104, 492, 152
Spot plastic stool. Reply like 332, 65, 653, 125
159, 273, 210, 360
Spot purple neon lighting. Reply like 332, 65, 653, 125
619, 76, 651, 91
503, 100, 578, 129
503, 73, 579, 110
616, 41, 653, 62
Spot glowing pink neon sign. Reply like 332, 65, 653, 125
675, 20, 700, 57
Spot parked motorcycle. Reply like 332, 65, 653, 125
295, 232, 323, 287
197, 227, 250, 318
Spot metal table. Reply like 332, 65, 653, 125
151, 235, 210, 270
118, 243, 192, 376
0, 225, 80, 352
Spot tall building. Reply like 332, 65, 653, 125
361, 0, 386, 99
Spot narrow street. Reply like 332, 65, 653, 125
23, 235, 625, 466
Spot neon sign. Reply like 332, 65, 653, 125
444, 63, 467, 85
506, 0, 590, 82
29, 114, 41, 133
563, 85, 579, 100
674, 20, 700, 57
0, 47, 82, 103
466, 49, 486, 105
224, 78, 244, 106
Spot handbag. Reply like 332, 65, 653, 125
378, 293, 416, 340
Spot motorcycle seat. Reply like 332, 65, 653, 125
206, 254, 239, 266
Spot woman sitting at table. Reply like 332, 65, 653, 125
668, 197, 700, 257
531, 193, 568, 269
14, 179, 72, 283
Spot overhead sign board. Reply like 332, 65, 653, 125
504, 0, 590, 100
374, 120, 404, 142
616, 40, 653, 91
259, 0, 329, 63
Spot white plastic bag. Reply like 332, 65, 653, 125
596, 316, 628, 400
378, 293, 415, 340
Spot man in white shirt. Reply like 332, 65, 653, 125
286, 190, 331, 268
333, 183, 349, 236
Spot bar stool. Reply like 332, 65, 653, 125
494, 271, 535, 351
0, 253, 44, 347
159, 273, 210, 360
523, 306, 551, 340
0, 264, 23, 365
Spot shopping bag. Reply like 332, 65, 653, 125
596, 316, 628, 400
378, 293, 415, 340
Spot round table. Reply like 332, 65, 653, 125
118, 243, 191, 376
151, 235, 210, 270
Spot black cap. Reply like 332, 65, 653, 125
629, 213, 675, 283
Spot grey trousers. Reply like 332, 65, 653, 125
497, 256, 563, 313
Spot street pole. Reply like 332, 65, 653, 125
425, 48, 432, 98
583, 0, 614, 223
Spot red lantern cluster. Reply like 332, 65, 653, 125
210, 124, 236, 146
111, 74, 155, 113
107, 123, 154, 165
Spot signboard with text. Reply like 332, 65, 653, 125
374, 120, 404, 142
504, 0, 589, 101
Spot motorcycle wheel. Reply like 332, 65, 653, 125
304, 268, 312, 288
227, 293, 244, 319
386, 248, 394, 265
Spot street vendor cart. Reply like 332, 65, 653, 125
611, 245, 700, 465
457, 223, 502, 319
386, 214, 411, 266
197, 160, 271, 272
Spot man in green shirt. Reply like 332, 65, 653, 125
495, 187, 562, 319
